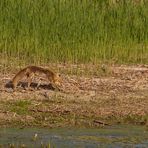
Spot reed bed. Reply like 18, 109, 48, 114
0, 0, 147, 67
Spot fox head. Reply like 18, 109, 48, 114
52, 73, 62, 86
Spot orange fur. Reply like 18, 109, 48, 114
12, 66, 61, 90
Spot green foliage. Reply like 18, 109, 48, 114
0, 0, 147, 64
9, 100, 31, 115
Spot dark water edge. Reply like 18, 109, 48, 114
0, 125, 148, 148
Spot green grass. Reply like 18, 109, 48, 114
9, 100, 31, 115
0, 0, 147, 66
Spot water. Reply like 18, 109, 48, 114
0, 125, 147, 148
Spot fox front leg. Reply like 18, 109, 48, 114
36, 79, 41, 90
26, 73, 34, 90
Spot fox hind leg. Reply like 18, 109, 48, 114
12, 81, 17, 91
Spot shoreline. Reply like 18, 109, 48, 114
0, 64, 147, 128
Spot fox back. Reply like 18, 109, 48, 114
12, 66, 61, 90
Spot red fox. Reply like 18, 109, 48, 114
12, 66, 61, 90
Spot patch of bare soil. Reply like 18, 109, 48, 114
0, 65, 148, 128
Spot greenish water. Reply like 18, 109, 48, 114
0, 126, 147, 148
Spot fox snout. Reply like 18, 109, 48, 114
54, 81, 61, 86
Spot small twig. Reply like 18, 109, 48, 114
93, 119, 110, 126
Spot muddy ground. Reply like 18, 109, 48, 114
0, 64, 148, 128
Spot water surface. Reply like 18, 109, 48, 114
0, 125, 147, 148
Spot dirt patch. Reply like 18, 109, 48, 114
0, 64, 148, 128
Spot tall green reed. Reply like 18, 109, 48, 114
0, 0, 147, 66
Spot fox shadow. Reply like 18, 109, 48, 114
5, 81, 55, 90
